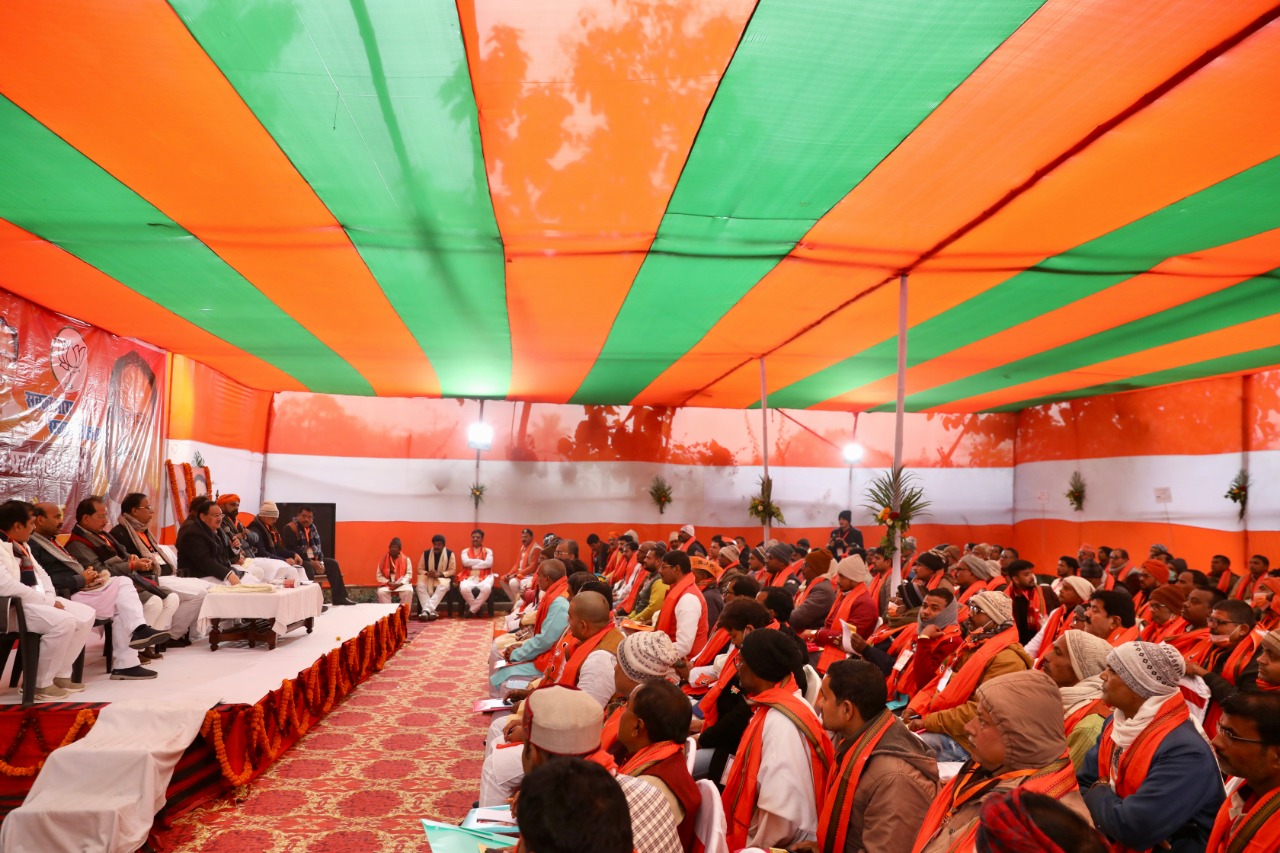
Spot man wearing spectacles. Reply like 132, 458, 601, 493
1208, 691, 1280, 851
1184, 599, 1263, 705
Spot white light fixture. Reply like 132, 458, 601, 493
467, 421, 494, 451
842, 442, 865, 464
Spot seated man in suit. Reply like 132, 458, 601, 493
108, 493, 206, 644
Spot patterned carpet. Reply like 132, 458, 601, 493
164, 617, 496, 852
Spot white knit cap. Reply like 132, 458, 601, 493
1106, 641, 1184, 699
969, 590, 1013, 627
680, 524, 696, 537
525, 686, 603, 756
1063, 629, 1112, 681
960, 553, 996, 580
616, 632, 679, 682
835, 554, 869, 583
1059, 576, 1095, 602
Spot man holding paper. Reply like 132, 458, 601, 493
375, 538, 413, 606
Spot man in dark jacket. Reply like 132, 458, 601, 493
176, 498, 244, 583
1079, 641, 1224, 852
110, 492, 204, 644
279, 506, 352, 605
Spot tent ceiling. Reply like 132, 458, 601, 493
2, 0, 1278, 412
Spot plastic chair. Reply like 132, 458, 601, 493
0, 597, 41, 708
802, 664, 821, 708
692, 778, 729, 853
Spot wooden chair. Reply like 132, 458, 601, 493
0, 596, 42, 708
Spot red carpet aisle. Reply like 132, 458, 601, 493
162, 618, 495, 852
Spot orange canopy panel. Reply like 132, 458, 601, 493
1, 0, 1278, 412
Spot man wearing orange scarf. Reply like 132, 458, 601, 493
912, 670, 1088, 853
722, 628, 834, 851
903, 590, 1032, 762
791, 660, 937, 853
374, 537, 413, 605
490, 560, 569, 696
1079, 641, 1224, 852
654, 551, 707, 659
1208, 691, 1280, 852
617, 679, 702, 852
1184, 599, 1264, 733
1086, 590, 1140, 646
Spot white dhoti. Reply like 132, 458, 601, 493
158, 576, 212, 641
479, 720, 525, 808
376, 585, 413, 605
459, 576, 493, 613
142, 591, 178, 632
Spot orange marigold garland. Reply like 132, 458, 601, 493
0, 708, 98, 777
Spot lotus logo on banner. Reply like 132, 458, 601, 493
50, 326, 88, 392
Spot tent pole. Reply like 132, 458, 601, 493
760, 358, 770, 542
475, 399, 485, 528
891, 273, 908, 592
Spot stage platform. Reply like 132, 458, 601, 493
0, 602, 401, 706
0, 602, 410, 851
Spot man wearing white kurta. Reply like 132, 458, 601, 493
0, 500, 96, 698
415, 535, 455, 621
458, 528, 495, 615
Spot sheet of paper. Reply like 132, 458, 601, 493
473, 698, 510, 713
473, 809, 516, 826
840, 619, 859, 653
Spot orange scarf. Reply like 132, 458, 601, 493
696, 621, 778, 727
816, 711, 895, 853
377, 552, 410, 585
1098, 694, 1189, 799
817, 585, 870, 674
531, 578, 571, 671
619, 561, 649, 614
554, 625, 623, 687
1141, 616, 1187, 645
513, 543, 538, 579
618, 740, 685, 776
460, 545, 492, 580
911, 753, 1078, 853
601, 701, 625, 752
771, 560, 803, 588
655, 572, 707, 653
1065, 698, 1110, 735
540, 630, 580, 683
722, 683, 834, 851
1034, 606, 1073, 663
1234, 573, 1267, 602
1167, 625, 1210, 654
689, 628, 732, 670
1206, 781, 1280, 853
890, 625, 960, 699
908, 626, 1020, 717
795, 576, 831, 606
1107, 624, 1141, 647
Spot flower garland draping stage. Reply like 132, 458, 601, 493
0, 608, 409, 849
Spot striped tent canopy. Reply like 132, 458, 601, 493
2, 0, 1278, 413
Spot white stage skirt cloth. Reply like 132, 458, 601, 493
0, 696, 216, 853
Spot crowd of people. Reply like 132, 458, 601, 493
462, 521, 1280, 853
0, 494, 353, 696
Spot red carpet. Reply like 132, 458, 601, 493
163, 618, 495, 852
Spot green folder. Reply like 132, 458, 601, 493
421, 818, 513, 852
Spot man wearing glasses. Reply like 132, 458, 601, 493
1209, 691, 1280, 851
1184, 599, 1264, 704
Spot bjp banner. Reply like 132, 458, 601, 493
0, 289, 166, 525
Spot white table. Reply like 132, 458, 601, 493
196, 583, 324, 650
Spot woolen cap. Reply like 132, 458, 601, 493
257, 502, 279, 518
1063, 629, 1112, 681
1106, 641, 1184, 699
835, 555, 869, 584
616, 632, 679, 682
969, 591, 1013, 627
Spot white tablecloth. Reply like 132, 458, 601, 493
196, 583, 324, 636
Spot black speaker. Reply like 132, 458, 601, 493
274, 502, 336, 553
